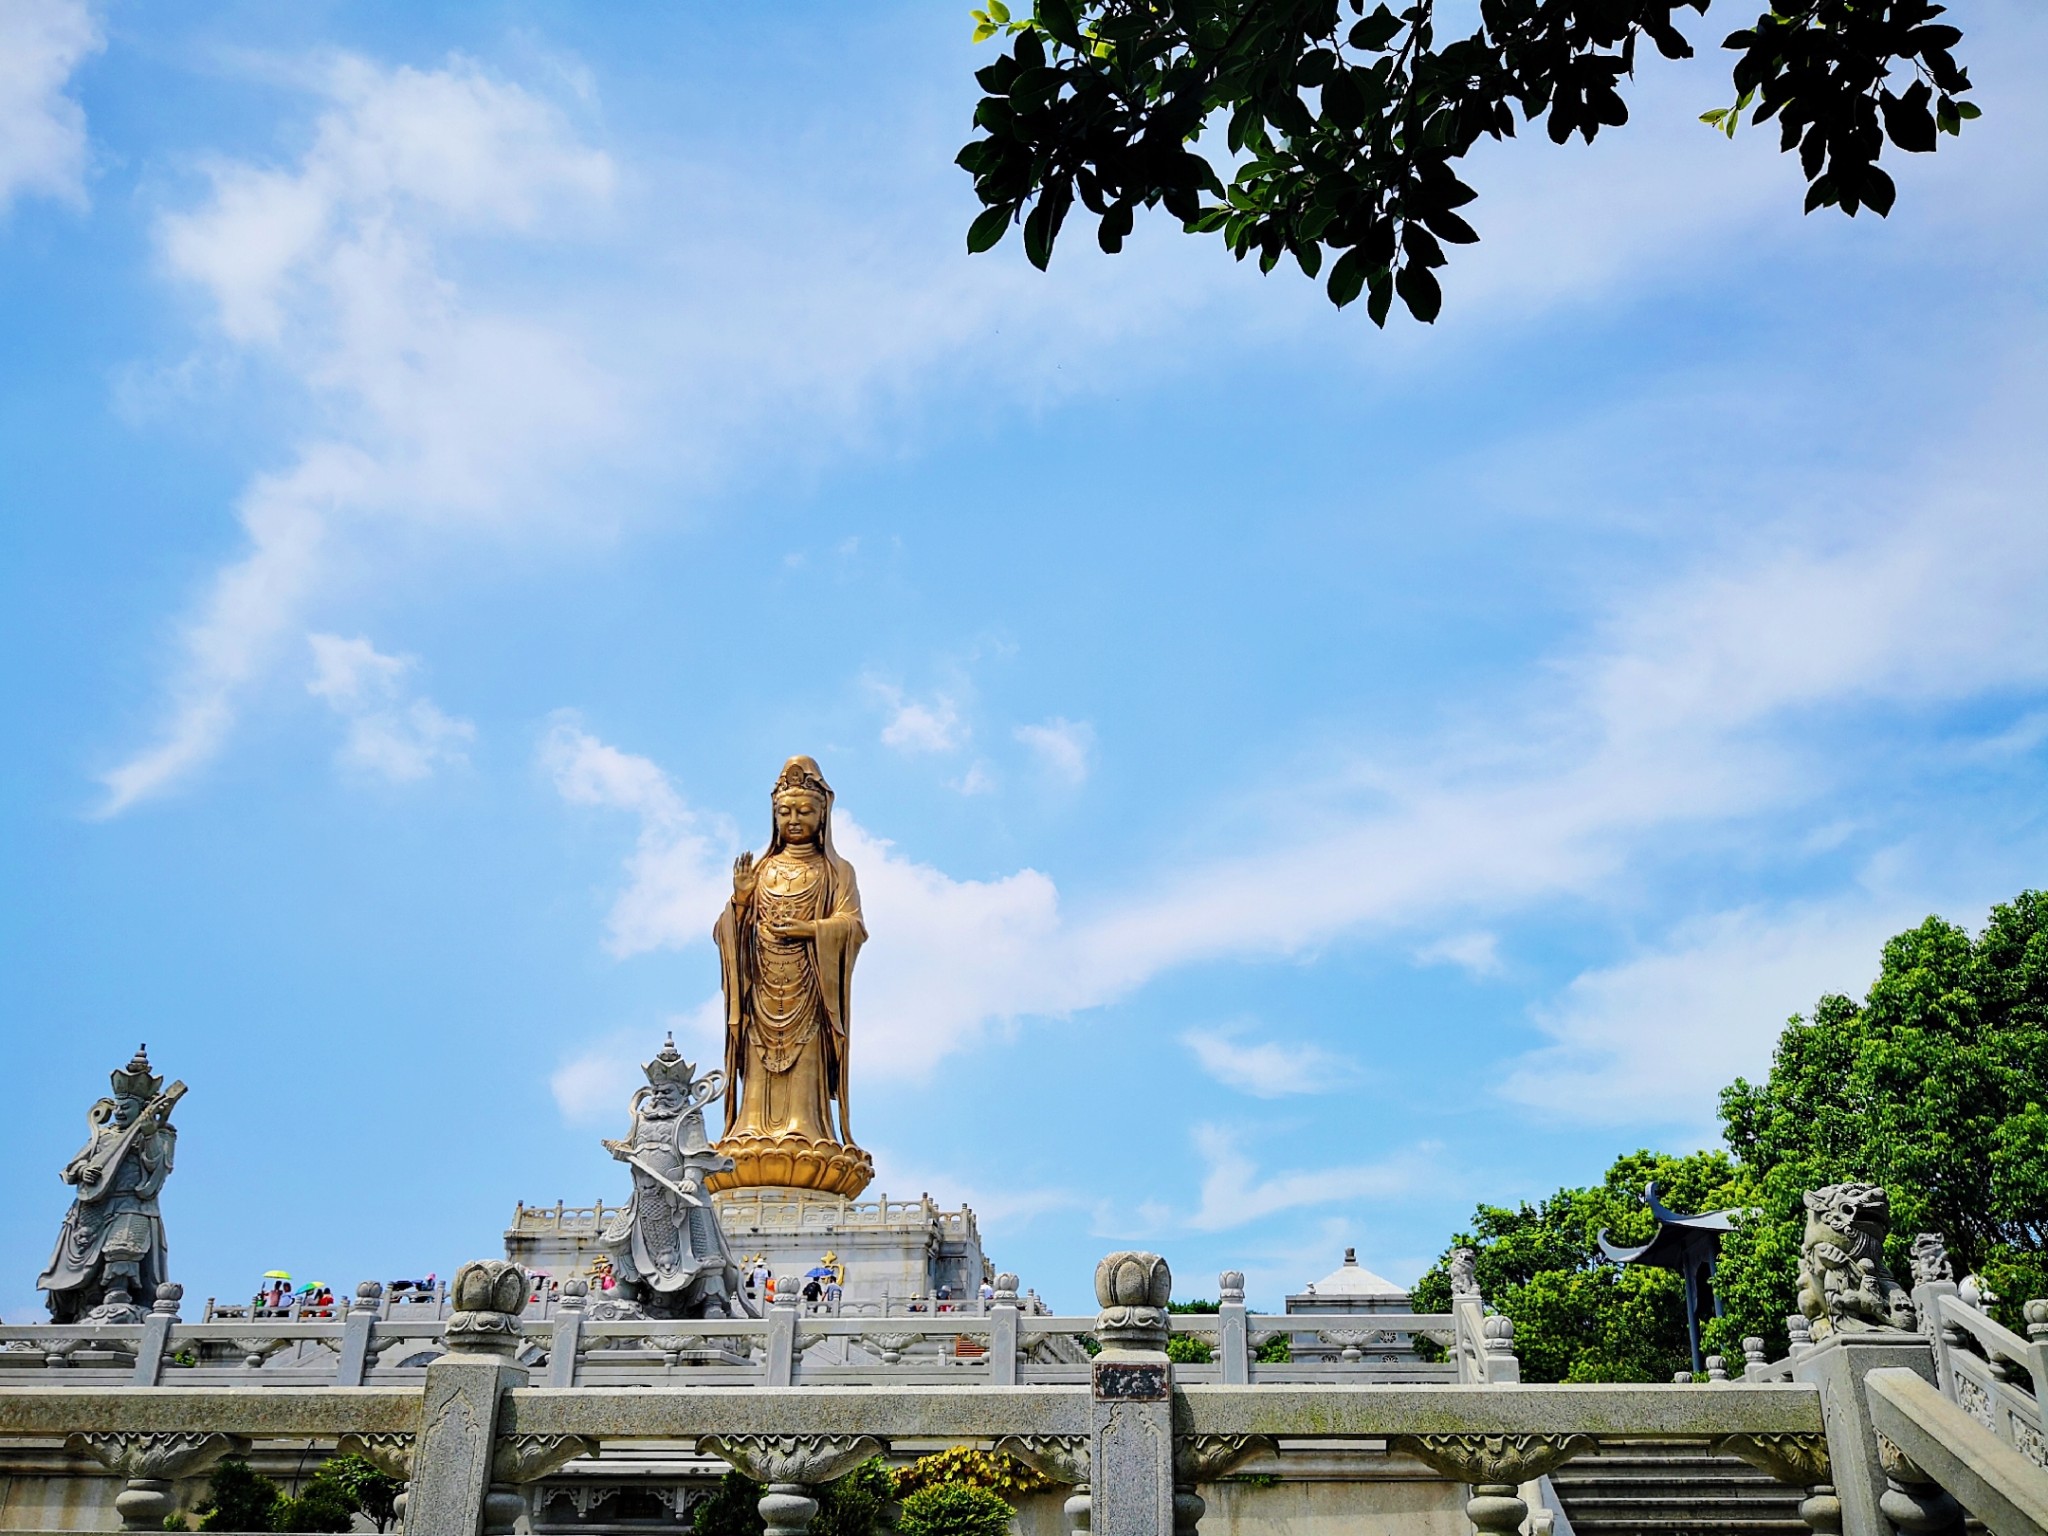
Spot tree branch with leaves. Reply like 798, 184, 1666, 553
957, 0, 1975, 323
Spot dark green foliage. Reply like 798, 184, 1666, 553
1713, 893, 2048, 1351
958, 0, 1974, 322
1165, 1332, 1215, 1363
1412, 1149, 1745, 1382
195, 1459, 282, 1533
193, 1454, 403, 1534
693, 1471, 767, 1536
1253, 1333, 1291, 1364
814, 1457, 898, 1536
897, 1484, 1015, 1536
298, 1456, 401, 1534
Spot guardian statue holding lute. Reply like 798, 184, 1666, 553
40, 1045, 184, 1322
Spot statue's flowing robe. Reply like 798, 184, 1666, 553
38, 1117, 174, 1321
715, 847, 864, 1145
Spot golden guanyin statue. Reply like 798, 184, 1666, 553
707, 756, 874, 1198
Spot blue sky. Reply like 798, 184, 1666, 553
4, 0, 2047, 1320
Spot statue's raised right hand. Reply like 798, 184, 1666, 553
733, 851, 757, 901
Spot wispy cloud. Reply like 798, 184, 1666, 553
1015, 717, 1094, 784
1415, 931, 1502, 978
98, 53, 618, 813
538, 714, 736, 959
1182, 1023, 1362, 1099
306, 633, 472, 781
0, 0, 100, 216
1499, 902, 1909, 1133
869, 678, 965, 756
1185, 1125, 1437, 1232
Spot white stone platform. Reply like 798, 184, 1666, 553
504, 1189, 995, 1312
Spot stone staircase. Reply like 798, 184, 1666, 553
1546, 1439, 1809, 1535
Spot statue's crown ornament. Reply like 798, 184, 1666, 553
772, 756, 831, 799
109, 1044, 162, 1101
643, 1032, 698, 1088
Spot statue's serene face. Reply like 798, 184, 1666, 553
773, 791, 824, 847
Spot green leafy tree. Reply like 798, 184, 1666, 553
1411, 1149, 1746, 1382
195, 1459, 282, 1533
897, 1485, 1015, 1536
1713, 893, 2048, 1354
958, 0, 1976, 323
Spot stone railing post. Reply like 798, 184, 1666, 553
1216, 1272, 1249, 1385
548, 1280, 587, 1388
1792, 1324, 1945, 1535
989, 1272, 1020, 1385
1481, 1312, 1521, 1383
1090, 1251, 1175, 1536
337, 1282, 382, 1386
406, 1260, 530, 1536
700, 1435, 885, 1536
130, 1282, 182, 1386
765, 1296, 800, 1386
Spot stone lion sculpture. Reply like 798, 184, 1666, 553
1796, 1182, 1915, 1338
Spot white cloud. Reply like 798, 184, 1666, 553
950, 762, 995, 797
1015, 717, 1093, 784
1498, 902, 1908, 1132
1415, 931, 1502, 977
98, 54, 618, 813
0, 0, 100, 216
551, 997, 724, 1127
306, 632, 472, 781
538, 715, 736, 958
1185, 1125, 1436, 1232
1182, 1024, 1361, 1099
869, 679, 964, 755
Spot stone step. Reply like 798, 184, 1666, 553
1548, 1441, 1808, 1536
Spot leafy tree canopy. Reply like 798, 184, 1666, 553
1410, 1148, 1746, 1382
1713, 892, 2048, 1355
957, 0, 1976, 322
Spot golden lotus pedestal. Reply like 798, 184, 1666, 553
706, 1131, 874, 1199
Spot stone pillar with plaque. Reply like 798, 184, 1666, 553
1089, 1251, 1176, 1536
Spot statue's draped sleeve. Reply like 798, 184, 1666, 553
815, 856, 866, 1142
714, 897, 747, 1136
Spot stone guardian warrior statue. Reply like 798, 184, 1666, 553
39, 1046, 185, 1322
598, 1035, 751, 1319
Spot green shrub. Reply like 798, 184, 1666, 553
813, 1456, 897, 1536
895, 1448, 1049, 1499
897, 1484, 1013, 1536
693, 1470, 767, 1536
196, 1459, 282, 1532
1253, 1334, 1291, 1364
1164, 1333, 1213, 1364
309, 1455, 402, 1533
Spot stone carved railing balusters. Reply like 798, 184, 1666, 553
1392, 1434, 1595, 1536
697, 1435, 887, 1536
1715, 1431, 1838, 1534
1171, 1435, 1273, 1536
67, 1431, 249, 1531
1875, 1433, 1967, 1535
1091, 1251, 1175, 1536
487, 1434, 599, 1536
338, 1282, 383, 1386
131, 1282, 182, 1386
